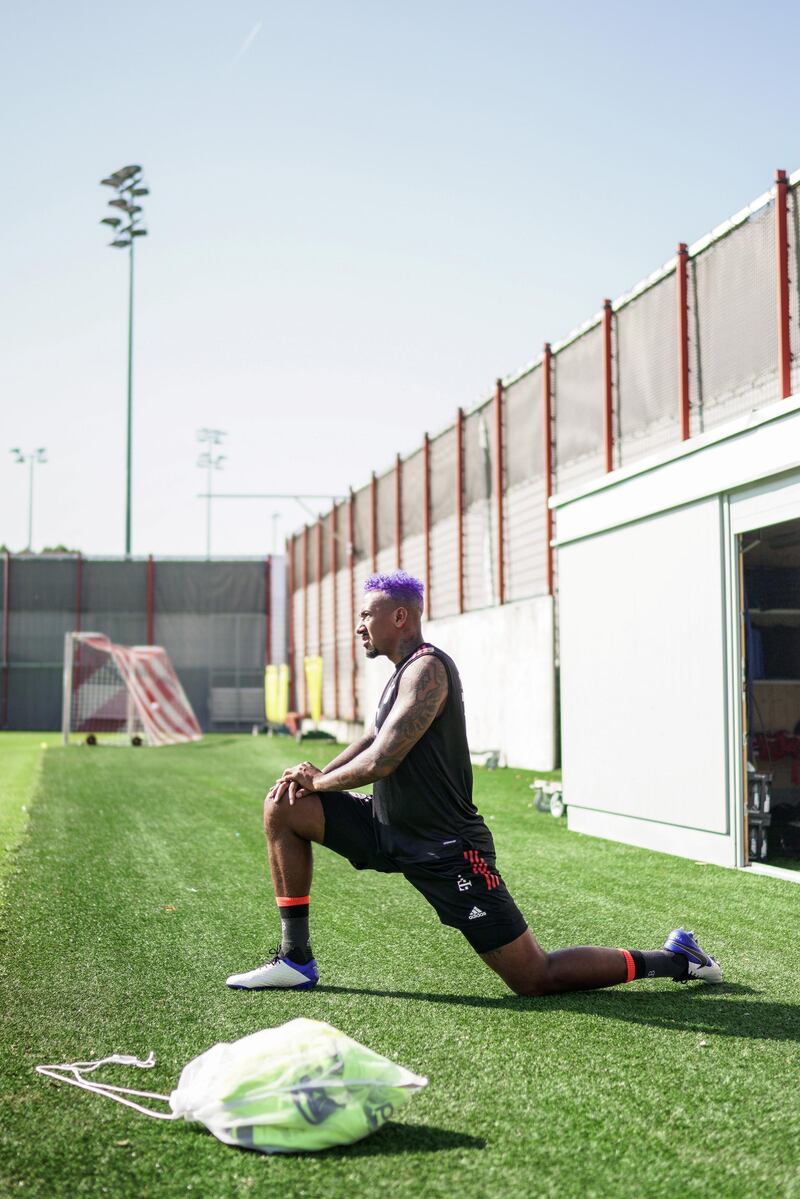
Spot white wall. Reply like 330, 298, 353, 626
553, 391, 800, 868
318, 595, 557, 770
558, 497, 732, 860
427, 598, 556, 769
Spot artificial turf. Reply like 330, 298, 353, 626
2, 734, 800, 1198
0, 733, 61, 908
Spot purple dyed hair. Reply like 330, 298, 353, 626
364, 571, 425, 612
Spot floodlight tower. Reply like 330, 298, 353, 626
196, 429, 227, 559
10, 447, 47, 551
99, 163, 149, 557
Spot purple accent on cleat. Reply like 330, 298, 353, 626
226, 953, 319, 991
284, 957, 319, 989
662, 927, 722, 983
663, 928, 711, 966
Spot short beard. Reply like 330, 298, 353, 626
364, 645, 379, 659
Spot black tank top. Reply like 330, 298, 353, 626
371, 643, 495, 864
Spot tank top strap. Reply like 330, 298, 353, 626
375, 644, 447, 729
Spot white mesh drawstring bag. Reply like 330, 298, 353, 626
36, 1018, 427, 1154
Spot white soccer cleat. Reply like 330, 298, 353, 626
226, 949, 319, 991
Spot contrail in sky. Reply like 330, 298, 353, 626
232, 20, 263, 64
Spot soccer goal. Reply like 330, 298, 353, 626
62, 632, 203, 747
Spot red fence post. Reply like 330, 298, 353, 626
455, 407, 464, 615
776, 169, 792, 399
75, 551, 83, 634
370, 471, 378, 574
676, 243, 691, 439
330, 507, 339, 719
422, 433, 431, 618
603, 299, 614, 471
146, 554, 154, 645
264, 555, 272, 666
494, 379, 505, 605
348, 489, 358, 721
287, 536, 296, 711
1, 552, 9, 728
395, 453, 403, 570
543, 344, 554, 597
301, 525, 309, 714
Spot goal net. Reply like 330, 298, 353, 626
62, 632, 203, 747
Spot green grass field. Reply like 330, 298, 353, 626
0, 733, 61, 907
2, 734, 800, 1198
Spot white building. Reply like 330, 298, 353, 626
555, 395, 800, 874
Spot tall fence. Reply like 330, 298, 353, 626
288, 169, 800, 722
1, 555, 286, 731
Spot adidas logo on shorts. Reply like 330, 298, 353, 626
468, 906, 486, 920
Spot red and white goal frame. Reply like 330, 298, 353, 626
62, 632, 202, 747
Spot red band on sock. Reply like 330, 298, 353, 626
619, 949, 635, 983
275, 895, 310, 907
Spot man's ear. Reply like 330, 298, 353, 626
393, 605, 408, 628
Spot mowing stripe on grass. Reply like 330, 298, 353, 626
2, 735, 800, 1198
0, 733, 61, 911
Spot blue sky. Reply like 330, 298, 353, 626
2, 1, 799, 556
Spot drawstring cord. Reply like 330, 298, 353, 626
35, 1053, 179, 1121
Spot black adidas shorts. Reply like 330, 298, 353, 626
319, 791, 528, 955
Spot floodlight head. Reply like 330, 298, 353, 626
131, 228, 148, 237
110, 239, 131, 248
100, 176, 122, 188
36, 448, 47, 462
109, 201, 142, 216
112, 165, 142, 182
196, 427, 227, 446
131, 187, 149, 197
10, 448, 23, 462
100, 217, 122, 227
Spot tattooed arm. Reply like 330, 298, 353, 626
319, 722, 376, 774
303, 656, 448, 793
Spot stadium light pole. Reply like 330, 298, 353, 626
99, 163, 149, 557
196, 429, 227, 559
10, 447, 47, 552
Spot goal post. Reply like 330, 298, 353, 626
62, 632, 203, 747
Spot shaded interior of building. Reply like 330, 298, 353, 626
743, 515, 800, 868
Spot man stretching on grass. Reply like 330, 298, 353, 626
227, 571, 722, 995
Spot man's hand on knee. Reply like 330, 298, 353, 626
268, 762, 322, 806
266, 778, 290, 804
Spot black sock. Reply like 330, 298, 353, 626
628, 949, 689, 981
277, 898, 312, 964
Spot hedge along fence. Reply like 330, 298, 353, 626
288, 169, 800, 721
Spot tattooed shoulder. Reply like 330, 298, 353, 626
404, 653, 448, 706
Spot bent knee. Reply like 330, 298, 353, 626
263, 794, 289, 832
512, 980, 550, 998
263, 792, 324, 844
